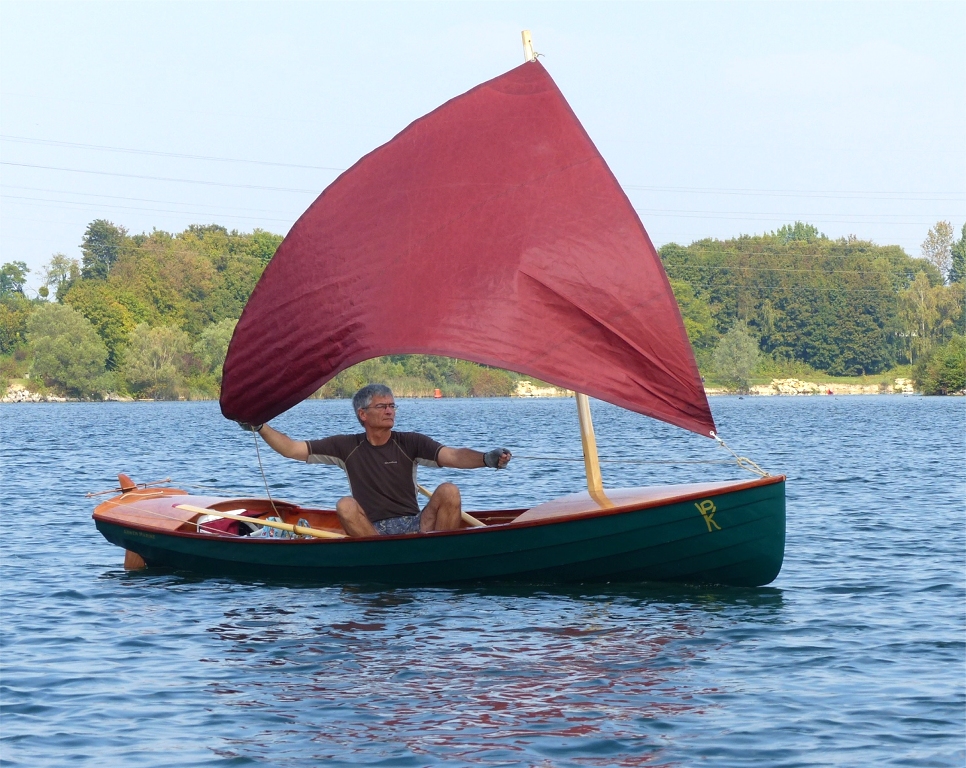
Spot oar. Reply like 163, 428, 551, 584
175, 504, 346, 539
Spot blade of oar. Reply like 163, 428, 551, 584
175, 504, 346, 539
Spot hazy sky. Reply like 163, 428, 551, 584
2, 1, 964, 292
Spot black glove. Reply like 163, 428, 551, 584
484, 447, 510, 469
238, 421, 264, 433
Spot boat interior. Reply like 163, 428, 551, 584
92, 474, 775, 540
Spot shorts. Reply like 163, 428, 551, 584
372, 512, 422, 536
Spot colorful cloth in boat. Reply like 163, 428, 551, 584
373, 511, 423, 536
305, 431, 443, 523
248, 517, 312, 539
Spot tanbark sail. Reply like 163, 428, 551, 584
220, 61, 715, 437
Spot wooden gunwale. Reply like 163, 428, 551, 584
92, 475, 783, 544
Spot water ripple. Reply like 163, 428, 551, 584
1, 396, 963, 766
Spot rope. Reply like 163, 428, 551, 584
710, 432, 770, 477
252, 428, 281, 517
514, 455, 735, 466
514, 446, 770, 477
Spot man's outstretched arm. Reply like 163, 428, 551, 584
240, 423, 309, 461
437, 446, 511, 469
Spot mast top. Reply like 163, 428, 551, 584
522, 30, 536, 62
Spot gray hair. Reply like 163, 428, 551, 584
352, 384, 394, 424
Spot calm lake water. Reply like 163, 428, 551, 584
2, 396, 964, 767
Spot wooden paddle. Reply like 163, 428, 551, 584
175, 504, 346, 539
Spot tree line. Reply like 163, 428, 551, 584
0, 220, 518, 399
1, 218, 963, 399
664, 221, 965, 392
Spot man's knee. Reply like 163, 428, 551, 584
434, 482, 460, 504
336, 496, 361, 516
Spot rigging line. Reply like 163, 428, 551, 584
0, 162, 320, 193
252, 429, 281, 518
514, 455, 736, 465
709, 433, 770, 478
178, 481, 282, 496
0, 135, 347, 172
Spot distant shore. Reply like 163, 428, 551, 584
5, 376, 962, 403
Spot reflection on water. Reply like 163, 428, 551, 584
198, 585, 786, 766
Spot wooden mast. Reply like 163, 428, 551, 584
519, 31, 610, 506
576, 392, 608, 502
522, 30, 536, 62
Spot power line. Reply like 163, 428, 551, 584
623, 184, 964, 202
2, 134, 961, 202
0, 194, 295, 224
633, 206, 957, 222
664, 264, 909, 276
0, 184, 295, 214
0, 135, 346, 172
633, 208, 954, 226
0, 163, 949, 228
0, 162, 320, 193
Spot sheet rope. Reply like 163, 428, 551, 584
251, 427, 282, 517
514, 445, 770, 477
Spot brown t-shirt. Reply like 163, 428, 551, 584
305, 432, 444, 522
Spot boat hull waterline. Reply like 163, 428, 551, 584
93, 476, 785, 587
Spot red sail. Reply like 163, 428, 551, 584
220, 61, 716, 437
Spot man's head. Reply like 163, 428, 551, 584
352, 384, 396, 427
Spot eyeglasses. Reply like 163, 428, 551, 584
366, 403, 398, 412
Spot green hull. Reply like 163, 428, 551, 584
95, 478, 785, 587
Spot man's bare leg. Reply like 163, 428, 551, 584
335, 496, 378, 537
420, 482, 461, 532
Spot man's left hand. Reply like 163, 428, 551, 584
484, 448, 512, 469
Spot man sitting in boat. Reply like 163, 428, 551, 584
240, 384, 511, 537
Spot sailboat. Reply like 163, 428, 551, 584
93, 34, 785, 587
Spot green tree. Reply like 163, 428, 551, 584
950, 223, 966, 284
121, 323, 191, 399
921, 221, 954, 283
0, 261, 29, 297
63, 281, 143, 368
915, 335, 966, 395
81, 219, 128, 280
0, 297, 33, 354
245, 229, 284, 266
669, 278, 716, 350
206, 252, 264, 322
42, 253, 81, 301
896, 271, 960, 362
712, 323, 760, 392
775, 222, 826, 244
193, 318, 237, 381
27, 303, 108, 397
661, 232, 908, 375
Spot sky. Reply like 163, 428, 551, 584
1, 1, 964, 293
